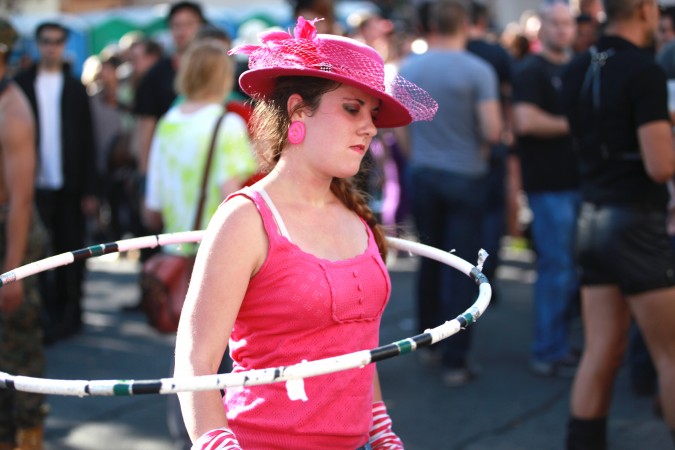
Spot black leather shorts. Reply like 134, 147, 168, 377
576, 202, 675, 295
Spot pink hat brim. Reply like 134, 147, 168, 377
239, 67, 413, 128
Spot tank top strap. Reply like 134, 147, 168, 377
227, 186, 285, 244
257, 188, 292, 241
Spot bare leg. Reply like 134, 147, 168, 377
505, 154, 523, 238
570, 285, 631, 418
628, 286, 675, 428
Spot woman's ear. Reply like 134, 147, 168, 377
287, 93, 305, 121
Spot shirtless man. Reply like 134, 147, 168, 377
0, 17, 47, 450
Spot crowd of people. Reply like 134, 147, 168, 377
0, 0, 674, 448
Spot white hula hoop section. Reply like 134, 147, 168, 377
0, 232, 491, 397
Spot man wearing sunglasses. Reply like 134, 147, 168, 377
15, 22, 98, 346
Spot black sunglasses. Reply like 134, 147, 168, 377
38, 37, 66, 46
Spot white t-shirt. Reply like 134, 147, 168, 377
145, 103, 256, 255
35, 71, 64, 190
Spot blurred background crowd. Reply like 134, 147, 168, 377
0, 0, 621, 253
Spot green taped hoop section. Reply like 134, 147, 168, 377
461, 313, 476, 326
395, 339, 414, 355
113, 382, 132, 396
90, 245, 106, 257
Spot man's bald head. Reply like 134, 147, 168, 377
602, 0, 660, 47
538, 1, 576, 54
539, 0, 574, 22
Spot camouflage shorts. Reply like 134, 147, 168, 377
0, 210, 48, 441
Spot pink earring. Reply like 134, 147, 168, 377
288, 121, 306, 145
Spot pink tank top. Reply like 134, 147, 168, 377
223, 187, 391, 450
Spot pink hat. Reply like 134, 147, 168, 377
229, 17, 438, 128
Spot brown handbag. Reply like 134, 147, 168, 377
141, 113, 226, 333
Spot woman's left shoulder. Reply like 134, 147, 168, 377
200, 194, 268, 273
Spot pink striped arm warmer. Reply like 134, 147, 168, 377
191, 428, 242, 450
369, 401, 404, 449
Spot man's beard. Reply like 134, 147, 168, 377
546, 41, 570, 55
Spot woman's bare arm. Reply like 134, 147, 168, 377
174, 195, 267, 441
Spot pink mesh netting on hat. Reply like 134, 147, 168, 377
387, 73, 439, 123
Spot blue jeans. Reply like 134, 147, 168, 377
356, 443, 372, 450
527, 190, 580, 362
409, 166, 488, 368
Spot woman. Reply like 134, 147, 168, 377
143, 38, 256, 246
174, 18, 437, 450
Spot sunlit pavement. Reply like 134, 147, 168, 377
40, 245, 671, 450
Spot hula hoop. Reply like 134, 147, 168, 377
0, 232, 491, 397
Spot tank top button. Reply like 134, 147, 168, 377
353, 270, 359, 277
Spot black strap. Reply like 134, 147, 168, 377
579, 46, 640, 161
581, 46, 615, 114
193, 112, 226, 230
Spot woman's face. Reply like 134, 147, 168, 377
298, 84, 379, 179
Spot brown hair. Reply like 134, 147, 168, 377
430, 0, 468, 36
175, 38, 233, 101
250, 76, 388, 259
